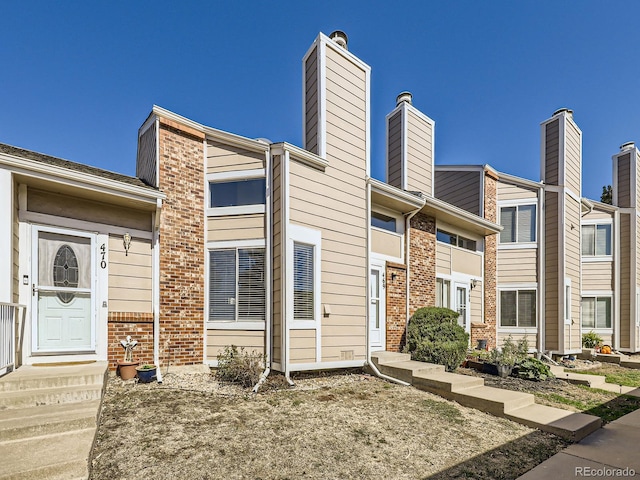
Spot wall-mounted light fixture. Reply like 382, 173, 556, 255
471, 279, 478, 290
123, 232, 132, 256
391, 273, 397, 281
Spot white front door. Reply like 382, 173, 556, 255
369, 266, 385, 350
455, 283, 470, 333
32, 228, 95, 353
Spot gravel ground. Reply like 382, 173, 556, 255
90, 369, 567, 480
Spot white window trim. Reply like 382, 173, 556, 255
206, 241, 266, 327
206, 169, 266, 182
287, 224, 321, 329
498, 285, 538, 329
207, 169, 266, 215
498, 203, 537, 245
580, 221, 613, 260
207, 204, 265, 217
564, 278, 572, 325
580, 293, 613, 330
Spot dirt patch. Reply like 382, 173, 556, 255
90, 370, 567, 480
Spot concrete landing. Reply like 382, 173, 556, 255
550, 365, 640, 397
371, 351, 601, 441
0, 362, 107, 480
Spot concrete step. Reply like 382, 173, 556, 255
591, 382, 640, 397
0, 400, 100, 441
550, 366, 607, 387
0, 363, 107, 392
620, 359, 640, 370
450, 385, 535, 416
595, 353, 622, 364
0, 428, 94, 480
377, 360, 444, 384
370, 351, 411, 367
0, 383, 104, 409
412, 370, 485, 397
506, 403, 602, 441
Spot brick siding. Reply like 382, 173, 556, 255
107, 312, 154, 370
409, 213, 436, 316
385, 262, 407, 352
480, 172, 498, 349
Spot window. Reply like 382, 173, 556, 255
436, 229, 476, 251
581, 297, 611, 329
371, 211, 397, 232
209, 178, 265, 207
500, 204, 536, 243
294, 243, 314, 320
53, 244, 79, 304
582, 224, 612, 256
500, 290, 536, 327
436, 278, 451, 308
209, 248, 265, 322
565, 280, 571, 324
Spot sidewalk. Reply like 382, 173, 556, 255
517, 408, 640, 479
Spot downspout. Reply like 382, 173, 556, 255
364, 180, 410, 386
152, 199, 163, 383
538, 186, 545, 358
283, 150, 294, 386
253, 146, 272, 393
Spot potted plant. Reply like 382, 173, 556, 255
488, 335, 519, 378
136, 364, 157, 383
466, 349, 490, 372
116, 335, 140, 380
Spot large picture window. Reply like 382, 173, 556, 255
581, 297, 612, 329
582, 224, 612, 257
500, 204, 536, 243
500, 290, 536, 327
209, 248, 265, 322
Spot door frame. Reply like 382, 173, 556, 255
369, 260, 386, 352
31, 225, 97, 354
454, 281, 471, 335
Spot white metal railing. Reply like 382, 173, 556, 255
0, 303, 26, 377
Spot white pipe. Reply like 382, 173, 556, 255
285, 372, 295, 386
252, 367, 270, 393
365, 359, 410, 386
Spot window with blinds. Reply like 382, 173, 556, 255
500, 204, 536, 243
436, 278, 451, 308
209, 248, 265, 322
294, 243, 314, 320
581, 297, 611, 329
500, 290, 536, 327
581, 224, 612, 256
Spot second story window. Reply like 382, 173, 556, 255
436, 229, 476, 252
500, 204, 536, 244
371, 211, 397, 232
209, 178, 266, 208
582, 224, 612, 257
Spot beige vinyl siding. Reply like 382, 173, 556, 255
497, 332, 538, 350
620, 214, 631, 348
597, 333, 613, 347
206, 140, 265, 174
290, 329, 316, 364
387, 110, 402, 188
27, 189, 152, 231
108, 235, 152, 313
436, 243, 451, 275
545, 120, 560, 185
136, 122, 157, 187
272, 155, 282, 365
617, 153, 631, 207
565, 120, 581, 195
206, 330, 264, 361
434, 171, 481, 215
295, 45, 368, 363
565, 195, 582, 351
207, 214, 265, 241
12, 186, 19, 303
497, 181, 538, 202
405, 109, 433, 196
451, 249, 483, 278
371, 229, 402, 259
304, 46, 319, 154
583, 209, 615, 221
498, 248, 537, 284
544, 191, 559, 350
470, 282, 482, 325
582, 262, 614, 291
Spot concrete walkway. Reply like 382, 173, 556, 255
518, 408, 640, 479
549, 364, 640, 397
0, 362, 107, 480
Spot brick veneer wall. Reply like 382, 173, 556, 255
157, 118, 205, 366
409, 212, 436, 316
386, 262, 407, 352
107, 312, 154, 370
480, 172, 498, 349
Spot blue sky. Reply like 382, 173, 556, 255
1, 1, 639, 200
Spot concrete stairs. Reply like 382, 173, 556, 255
0, 362, 108, 480
549, 364, 640, 397
372, 352, 602, 441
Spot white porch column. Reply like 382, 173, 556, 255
0, 169, 13, 303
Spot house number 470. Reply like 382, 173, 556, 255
100, 244, 107, 269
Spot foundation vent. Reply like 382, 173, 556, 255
340, 350, 354, 361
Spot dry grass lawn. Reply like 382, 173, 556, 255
90, 371, 567, 480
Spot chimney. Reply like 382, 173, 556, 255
613, 141, 637, 208
386, 92, 435, 196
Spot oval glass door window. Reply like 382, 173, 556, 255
53, 244, 79, 303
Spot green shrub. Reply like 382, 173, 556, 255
582, 331, 603, 349
216, 345, 265, 388
490, 335, 520, 367
515, 358, 554, 381
405, 307, 468, 372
